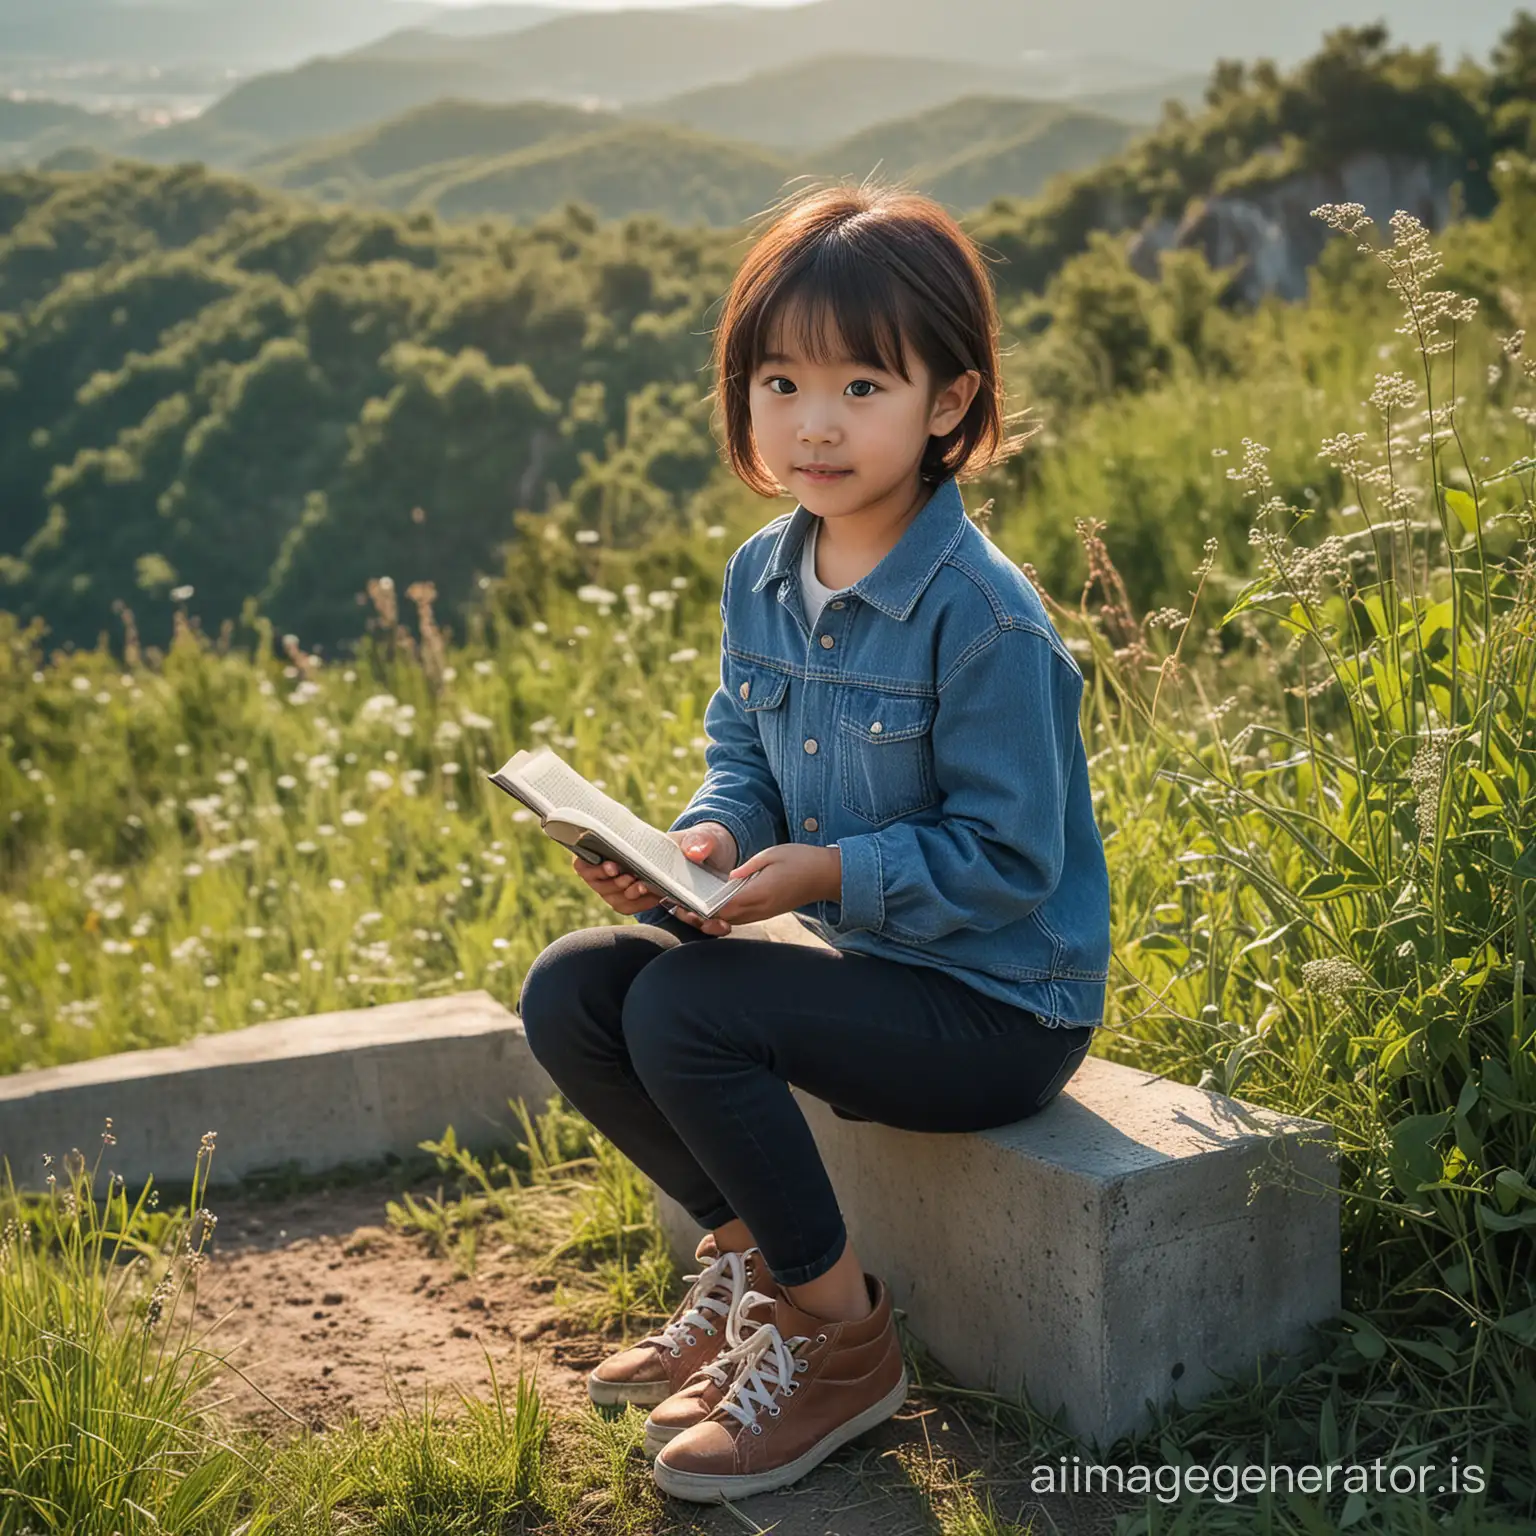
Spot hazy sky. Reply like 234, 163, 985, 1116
424, 1, 811, 7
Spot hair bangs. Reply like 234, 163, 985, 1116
756, 253, 914, 384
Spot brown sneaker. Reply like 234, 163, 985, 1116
642, 1262, 782, 1457
587, 1236, 748, 1408
651, 1273, 908, 1502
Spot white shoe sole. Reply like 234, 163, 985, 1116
587, 1369, 675, 1409
652, 1369, 909, 1502
642, 1416, 690, 1457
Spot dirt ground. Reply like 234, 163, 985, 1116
187, 1172, 1134, 1536
190, 1175, 601, 1433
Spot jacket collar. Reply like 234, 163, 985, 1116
749, 475, 968, 621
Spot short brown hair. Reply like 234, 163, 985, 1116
710, 181, 1026, 497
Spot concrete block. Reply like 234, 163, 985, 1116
0, 991, 555, 1192
652, 914, 1340, 1450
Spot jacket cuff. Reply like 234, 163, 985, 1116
829, 834, 883, 934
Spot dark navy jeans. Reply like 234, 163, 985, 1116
516, 912, 1096, 1287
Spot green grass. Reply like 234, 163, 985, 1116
2, 209, 1535, 1530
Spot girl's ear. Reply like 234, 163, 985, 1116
929, 369, 982, 436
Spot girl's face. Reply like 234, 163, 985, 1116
748, 304, 980, 516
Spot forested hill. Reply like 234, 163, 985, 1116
2, 20, 1534, 658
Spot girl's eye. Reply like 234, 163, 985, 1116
764, 377, 795, 395
846, 380, 878, 398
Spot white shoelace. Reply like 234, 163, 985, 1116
647, 1249, 747, 1357
704, 1287, 812, 1431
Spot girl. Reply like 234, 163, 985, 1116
516, 181, 1111, 1504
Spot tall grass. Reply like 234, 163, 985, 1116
0, 1127, 254, 1534
1049, 205, 1535, 1510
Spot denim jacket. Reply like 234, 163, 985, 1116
638, 474, 1111, 1028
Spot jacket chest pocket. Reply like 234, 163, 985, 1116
726, 655, 790, 766
838, 687, 939, 826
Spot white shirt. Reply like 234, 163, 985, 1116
799, 517, 841, 626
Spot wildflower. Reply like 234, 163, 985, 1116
1225, 438, 1272, 496
341, 810, 367, 827
1407, 729, 1458, 842
276, 774, 298, 790
577, 584, 618, 606
441, 762, 461, 777
204, 974, 220, 988
144, 1273, 175, 1329
1369, 373, 1417, 416
295, 840, 318, 854
55, 960, 71, 975
575, 529, 600, 544
1300, 957, 1370, 1003
366, 770, 393, 791
669, 647, 699, 664
329, 878, 347, 892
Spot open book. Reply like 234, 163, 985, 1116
486, 746, 759, 920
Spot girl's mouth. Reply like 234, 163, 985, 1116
797, 467, 852, 483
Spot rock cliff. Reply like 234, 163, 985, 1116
1128, 152, 1459, 303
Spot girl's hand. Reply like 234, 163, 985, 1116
676, 843, 842, 930
572, 822, 740, 936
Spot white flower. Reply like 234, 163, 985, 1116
341, 809, 367, 827
295, 840, 318, 854
366, 770, 394, 792
276, 775, 298, 790
578, 584, 618, 605
441, 762, 461, 777
459, 711, 493, 731
668, 648, 699, 665
575, 529, 600, 544
329, 878, 347, 892
170, 584, 194, 601
55, 960, 72, 975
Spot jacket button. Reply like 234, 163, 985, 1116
830, 600, 845, 609
803, 816, 819, 832
870, 721, 883, 734
804, 738, 818, 754
819, 634, 834, 649
738, 681, 750, 700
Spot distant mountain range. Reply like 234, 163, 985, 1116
25, 87, 1143, 227
242, 92, 1139, 225
3, 0, 1520, 119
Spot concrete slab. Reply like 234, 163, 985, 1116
0, 991, 555, 1192
653, 914, 1340, 1451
